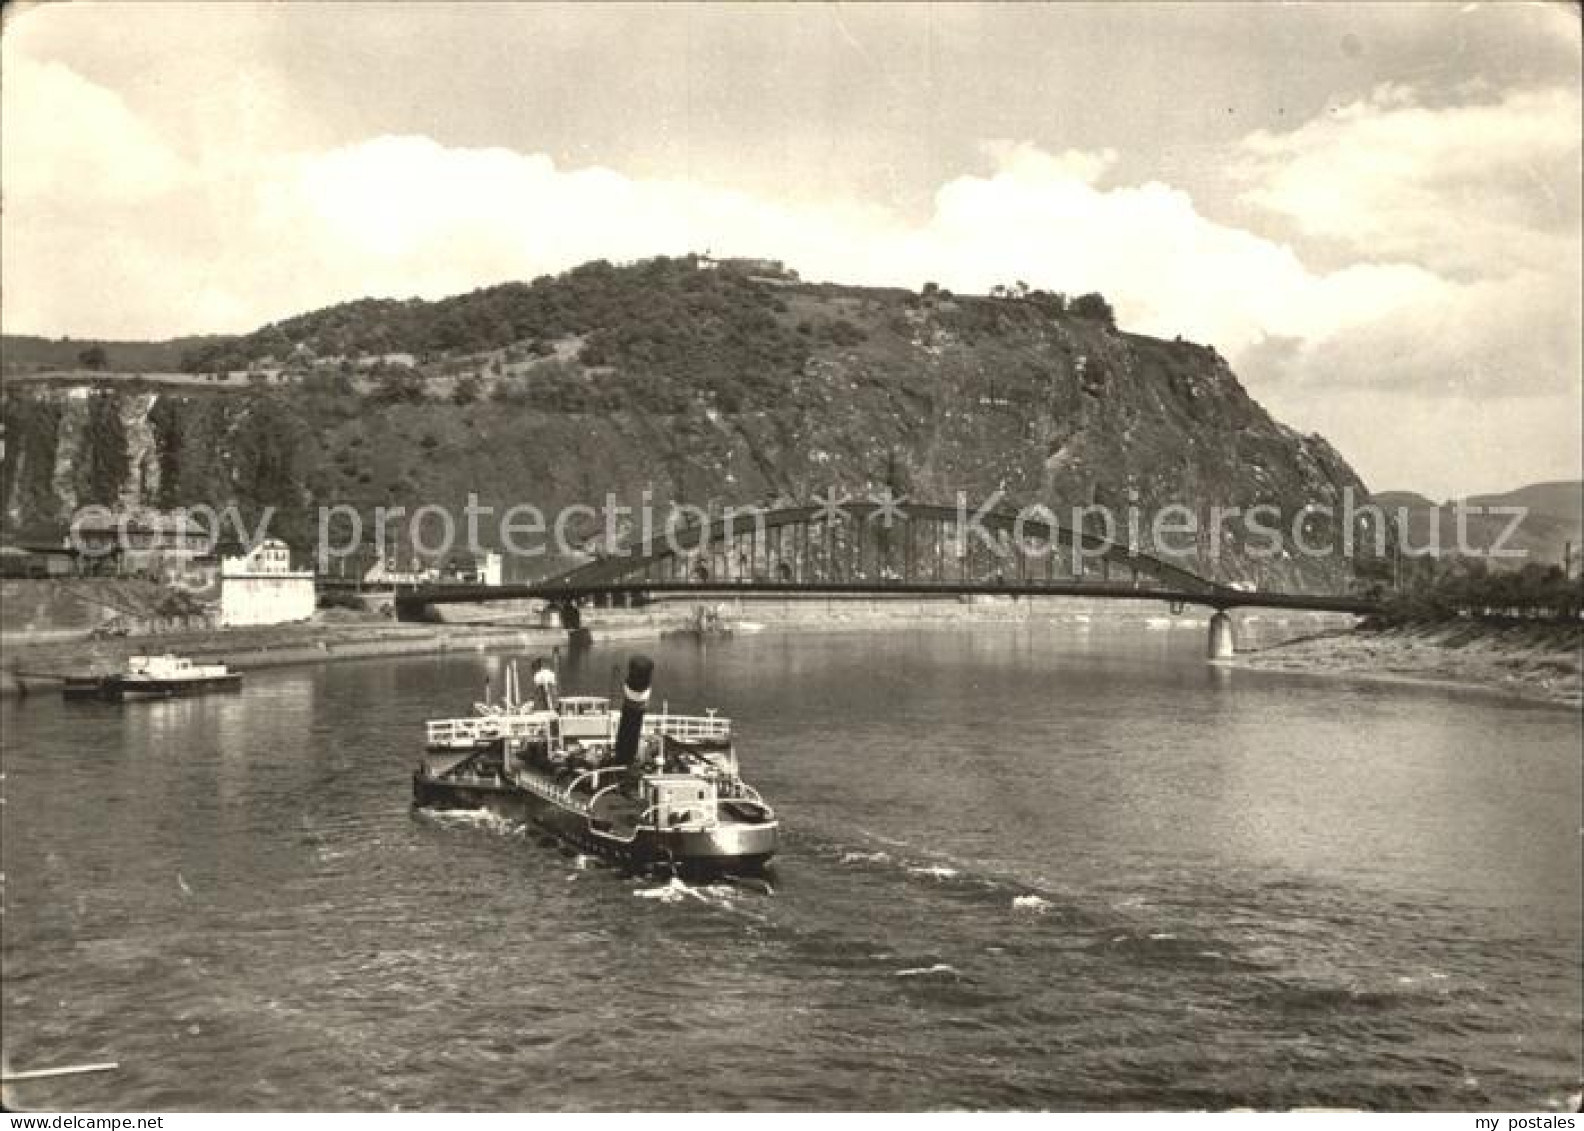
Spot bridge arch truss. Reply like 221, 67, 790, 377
541, 501, 1225, 599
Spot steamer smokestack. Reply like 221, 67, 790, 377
613, 655, 655, 765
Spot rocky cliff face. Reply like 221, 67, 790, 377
1, 266, 1372, 591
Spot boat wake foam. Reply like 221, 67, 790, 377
632, 875, 761, 908
415, 809, 528, 839
822, 832, 1074, 918
633, 877, 698, 904
895, 963, 959, 978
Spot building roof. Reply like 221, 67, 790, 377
0, 542, 78, 557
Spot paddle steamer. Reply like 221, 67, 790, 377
413, 656, 778, 874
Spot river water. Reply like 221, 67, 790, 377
2, 623, 1579, 1111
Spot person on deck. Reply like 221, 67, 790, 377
530, 657, 559, 712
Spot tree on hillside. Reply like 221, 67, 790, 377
170, 398, 233, 507
232, 392, 311, 546
301, 369, 356, 402
147, 395, 186, 509
1071, 292, 1116, 327
1028, 289, 1066, 315
369, 368, 427, 405
0, 391, 65, 523
79, 391, 129, 505
78, 345, 108, 370
452, 375, 481, 406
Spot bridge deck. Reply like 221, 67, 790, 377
394, 579, 1378, 617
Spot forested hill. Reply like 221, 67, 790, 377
180, 257, 819, 412
1, 255, 1371, 590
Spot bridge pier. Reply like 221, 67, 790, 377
538, 599, 582, 631
1207, 610, 1236, 660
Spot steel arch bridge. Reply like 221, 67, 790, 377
542, 500, 1222, 595
388, 499, 1382, 621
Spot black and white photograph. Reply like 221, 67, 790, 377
1, 1, 1580, 1116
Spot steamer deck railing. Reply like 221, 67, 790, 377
425, 704, 732, 751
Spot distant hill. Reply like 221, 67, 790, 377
1372, 490, 1435, 512
1467, 481, 1583, 519
1, 333, 229, 376
1377, 481, 1582, 569
1, 255, 1371, 591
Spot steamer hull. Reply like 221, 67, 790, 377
412, 762, 778, 875
63, 657, 243, 702
109, 674, 244, 700
625, 823, 779, 869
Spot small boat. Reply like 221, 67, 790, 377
63, 654, 243, 702
413, 656, 779, 875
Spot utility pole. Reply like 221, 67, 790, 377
1389, 511, 1404, 592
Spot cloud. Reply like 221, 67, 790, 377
0, 57, 1443, 359
1226, 84, 1582, 403
906, 149, 1452, 359
2, 55, 1577, 493
1241, 265, 1581, 397
979, 142, 1120, 186
0, 54, 188, 206
1234, 83, 1582, 279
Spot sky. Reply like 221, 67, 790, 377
2, 2, 1580, 499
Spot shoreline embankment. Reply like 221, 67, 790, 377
0, 618, 567, 696
1, 594, 1350, 697
11, 596, 1568, 708
1221, 618, 1583, 709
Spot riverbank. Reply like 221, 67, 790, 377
557, 594, 1348, 640
0, 598, 1084, 694
1224, 619, 1583, 708
0, 614, 566, 696
2, 596, 1354, 696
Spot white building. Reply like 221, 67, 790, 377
219, 538, 315, 627
362, 556, 432, 587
